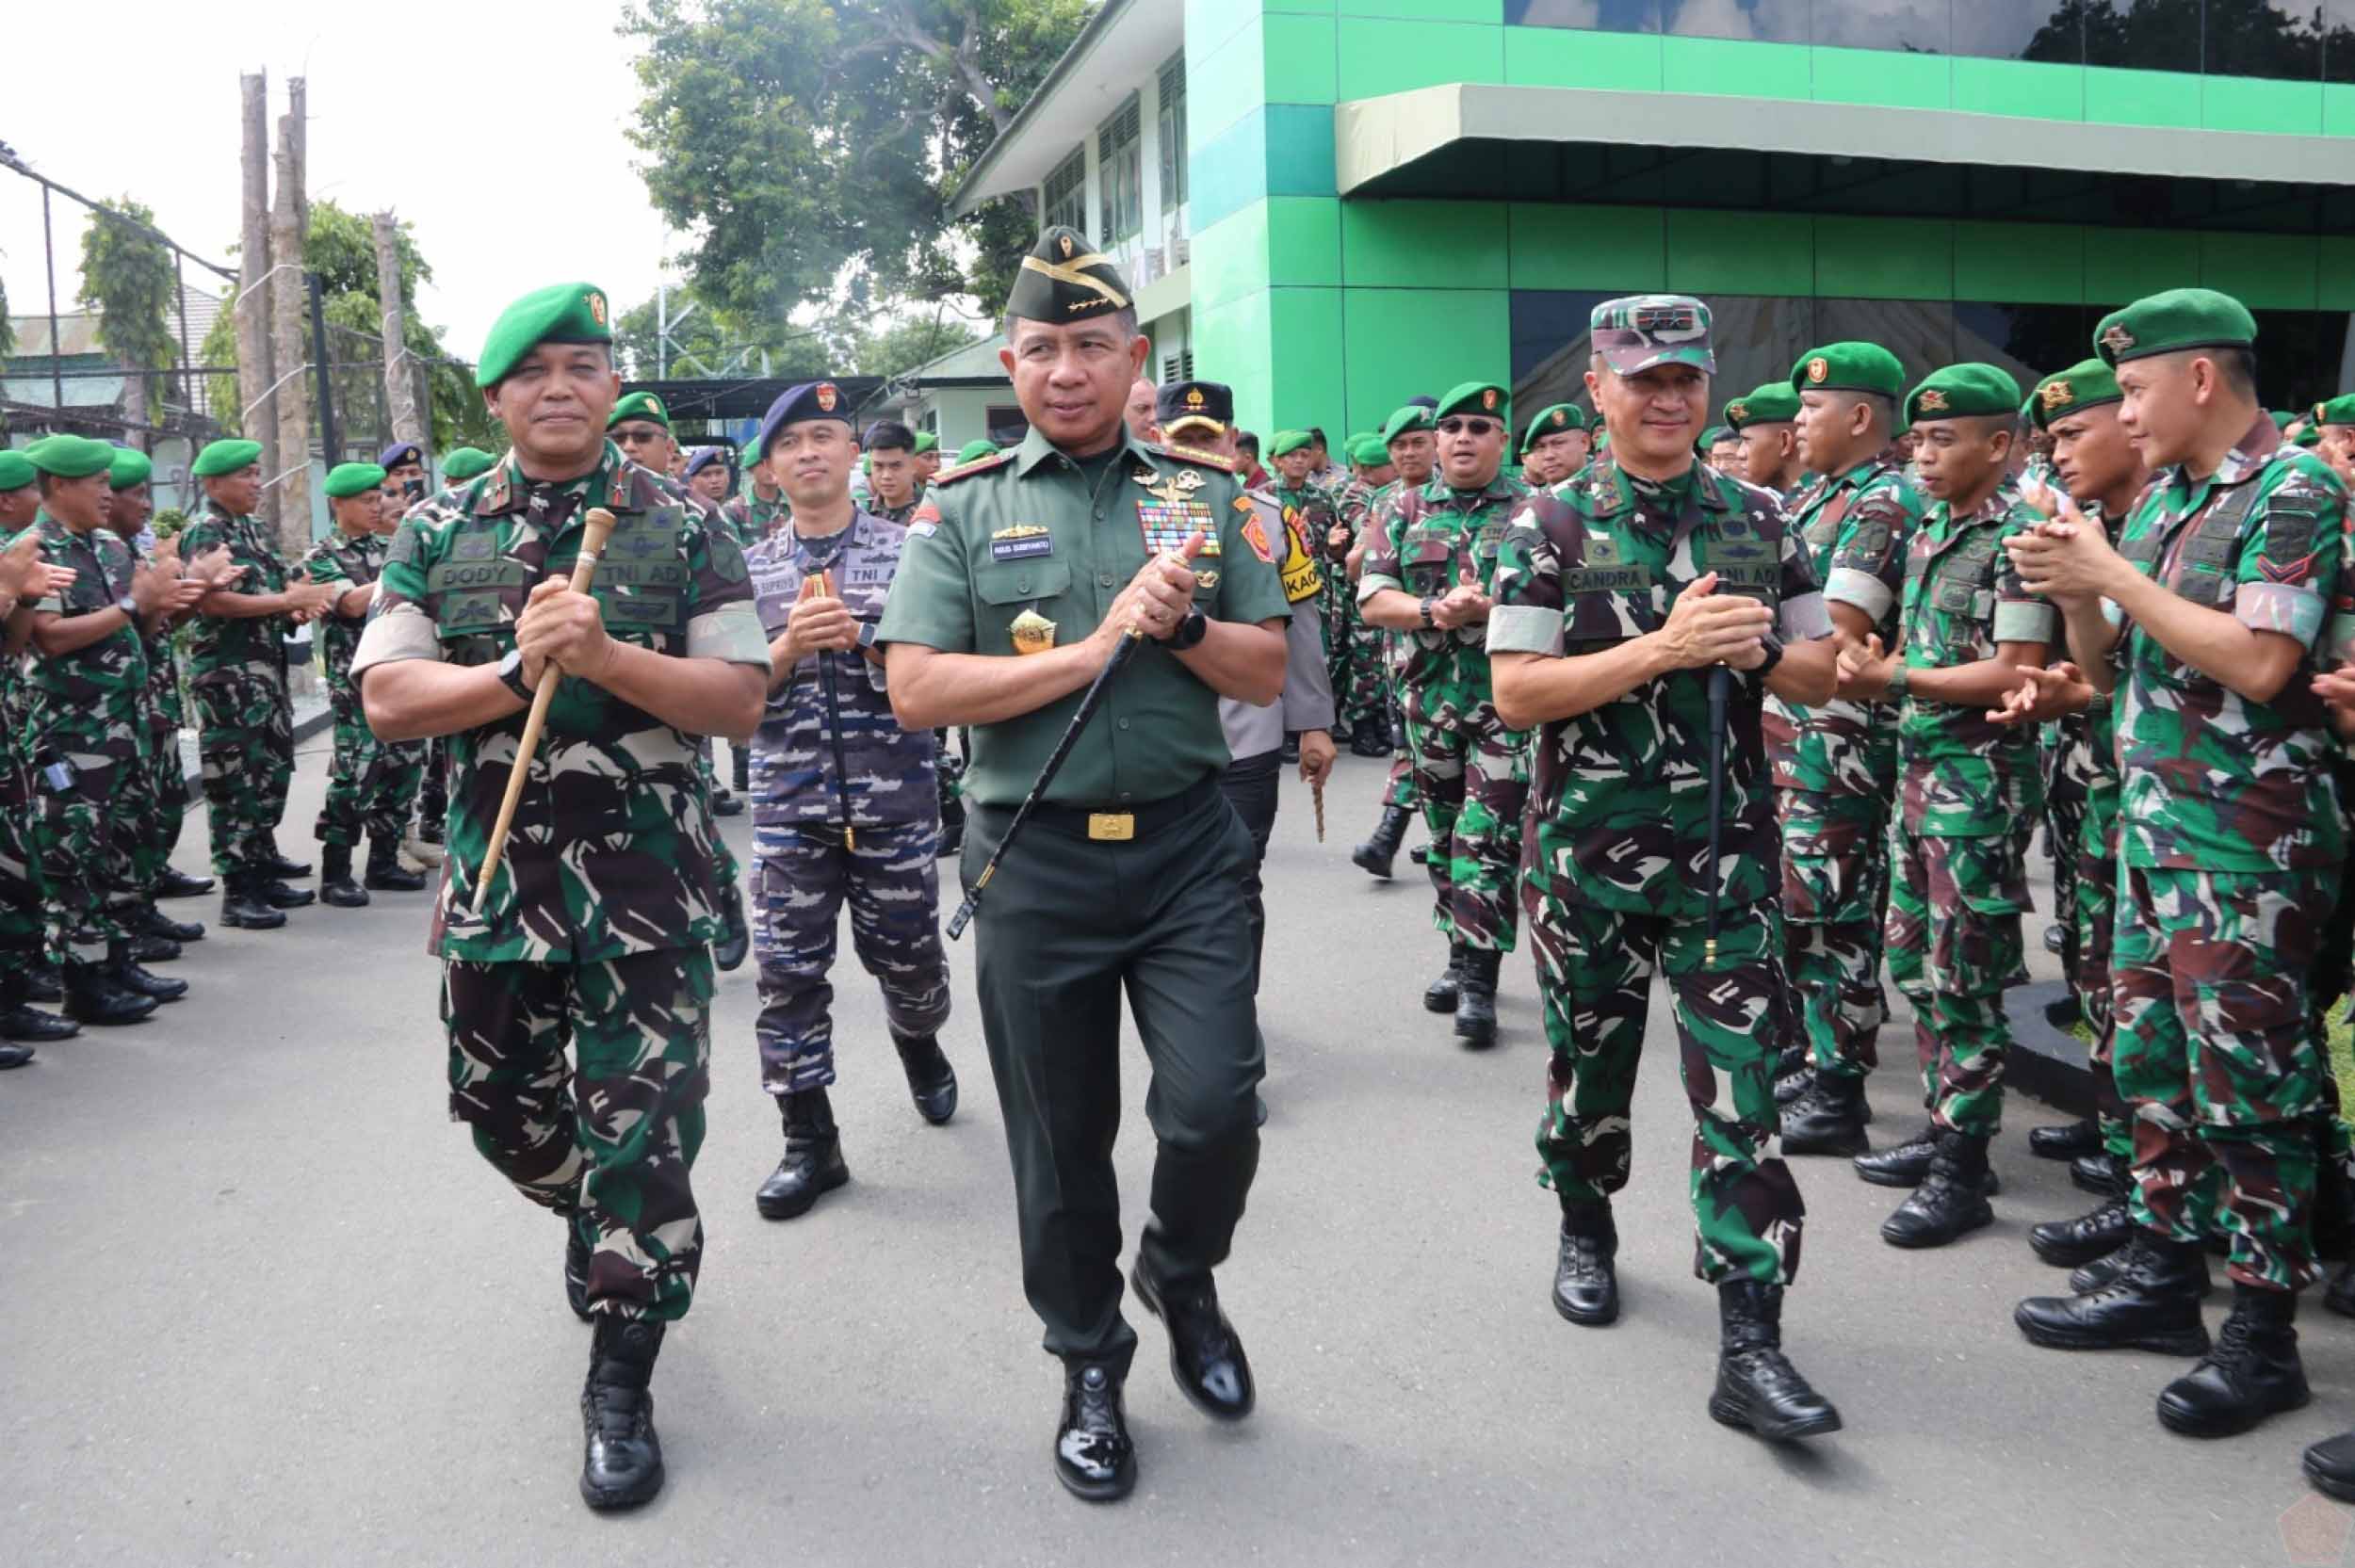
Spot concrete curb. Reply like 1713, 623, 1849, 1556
2005, 978, 2095, 1121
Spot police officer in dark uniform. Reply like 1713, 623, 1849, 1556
877, 228, 1289, 1503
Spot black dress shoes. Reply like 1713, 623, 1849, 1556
1130, 1262, 1255, 1421
1056, 1361, 1135, 1502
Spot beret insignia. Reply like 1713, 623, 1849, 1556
1481, 388, 1499, 411
2041, 380, 2073, 412
1807, 358, 1829, 384
2100, 324, 2136, 355
1918, 389, 1949, 412
816, 382, 838, 412
587, 290, 608, 326
1728, 401, 1749, 423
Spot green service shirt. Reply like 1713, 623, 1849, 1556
874, 425, 1288, 809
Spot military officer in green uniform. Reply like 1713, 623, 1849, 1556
876, 228, 1288, 1504
1519, 404, 1588, 490
0, 491, 84, 1060
1768, 344, 1925, 1156
440, 447, 498, 484
1350, 400, 1440, 879
1836, 365, 2055, 1246
1725, 382, 1805, 497
354, 282, 770, 1511
1486, 294, 1844, 1441
1358, 381, 1534, 1046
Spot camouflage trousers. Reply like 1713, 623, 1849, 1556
192, 660, 294, 876
1528, 895, 1805, 1285
1401, 701, 1527, 953
314, 685, 427, 848
1776, 787, 1891, 1081
126, 715, 189, 897
2076, 776, 2131, 1163
29, 749, 148, 954
0, 751, 46, 963
1322, 585, 1387, 741
2045, 765, 2087, 977
2115, 867, 2331, 1293
694, 738, 742, 884
442, 946, 714, 1322
1885, 826, 2029, 1137
752, 819, 951, 1096
416, 736, 449, 832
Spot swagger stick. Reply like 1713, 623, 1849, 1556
471, 506, 617, 915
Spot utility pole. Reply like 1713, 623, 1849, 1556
373, 210, 424, 450
269, 96, 313, 555
236, 71, 278, 532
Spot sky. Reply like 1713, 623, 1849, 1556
3, 1, 679, 366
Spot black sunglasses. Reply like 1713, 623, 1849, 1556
1436, 416, 1500, 436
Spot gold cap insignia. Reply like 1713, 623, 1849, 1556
1806, 357, 1828, 384
2040, 380, 2072, 412
1184, 387, 1205, 409
1918, 389, 1950, 413
1058, 234, 1075, 260
1481, 388, 1499, 411
587, 290, 608, 326
2318, 402, 2330, 424
816, 382, 838, 412
2101, 324, 2136, 355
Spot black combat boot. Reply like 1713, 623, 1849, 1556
2070, 1231, 2217, 1298
1780, 1072, 1870, 1157
363, 835, 426, 892
23, 965, 62, 1003
220, 872, 287, 930
564, 1221, 593, 1322
2071, 1151, 2127, 1197
0, 969, 77, 1043
1772, 1043, 1807, 1082
1773, 1063, 1814, 1108
2305, 1429, 2355, 1501
320, 845, 369, 909
578, 1316, 665, 1511
257, 839, 311, 880
711, 783, 745, 817
1854, 1129, 2001, 1194
1423, 941, 1465, 1014
2030, 1195, 2135, 1269
256, 874, 315, 911
1881, 1130, 1994, 1248
1454, 946, 1501, 1048
1710, 1280, 1842, 1441
2029, 1119, 2103, 1161
2324, 1260, 2355, 1319
1055, 1360, 1136, 1502
0, 1042, 31, 1069
62, 958, 156, 1026
1349, 729, 1391, 758
755, 1089, 849, 1220
127, 931, 181, 965
2156, 1284, 2309, 1438
138, 901, 204, 944
2015, 1231, 2214, 1355
1551, 1201, 1619, 1326
109, 940, 187, 1004
891, 1027, 958, 1125
154, 866, 215, 899
1352, 803, 1412, 881
712, 879, 749, 974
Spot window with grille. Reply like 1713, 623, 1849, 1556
1043, 148, 1087, 237
1098, 94, 1144, 243
1157, 57, 1187, 213
1161, 352, 1194, 383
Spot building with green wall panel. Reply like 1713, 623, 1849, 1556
957, 0, 2355, 439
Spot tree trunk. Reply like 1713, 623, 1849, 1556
270, 108, 313, 558
236, 71, 278, 534
372, 211, 425, 451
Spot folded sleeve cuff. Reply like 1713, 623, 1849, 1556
687, 601, 776, 668
1486, 604, 1563, 656
2235, 582, 2325, 647
1823, 568, 1894, 626
1992, 600, 2059, 645
1357, 573, 1404, 604
1778, 590, 1833, 642
348, 603, 439, 678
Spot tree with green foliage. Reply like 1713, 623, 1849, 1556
848, 312, 983, 380
76, 197, 178, 420
623, 0, 1089, 330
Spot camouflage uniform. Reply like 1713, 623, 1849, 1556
0, 593, 43, 968
20, 514, 152, 953
123, 538, 188, 898
1884, 488, 2054, 1136
721, 488, 788, 549
1764, 457, 1923, 1080
2114, 414, 2347, 1292
300, 528, 428, 849
2067, 502, 2130, 1162
1487, 458, 1832, 1283
1357, 473, 1533, 953
744, 510, 950, 1094
349, 445, 771, 1321
179, 501, 296, 878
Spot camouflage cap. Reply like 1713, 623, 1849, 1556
323, 461, 387, 499
0, 451, 32, 492
1905, 363, 2023, 426
441, 446, 497, 480
1724, 382, 1800, 430
1590, 294, 1714, 376
2093, 287, 2256, 367
1520, 403, 1585, 454
107, 447, 153, 490
1792, 342, 1905, 399
1004, 225, 1131, 324
2314, 395, 2355, 428
2029, 359, 2122, 431
1434, 381, 1510, 425
1381, 404, 1436, 445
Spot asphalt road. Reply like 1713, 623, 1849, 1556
5, 736, 2350, 1567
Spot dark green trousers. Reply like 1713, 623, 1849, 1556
966, 780, 1264, 1373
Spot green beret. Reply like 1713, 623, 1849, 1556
608, 390, 671, 429
2297, 424, 2324, 448
24, 433, 116, 479
2029, 360, 2123, 431
1697, 425, 1735, 453
107, 448, 153, 489
912, 431, 939, 455
2094, 287, 2256, 366
1345, 430, 1375, 453
324, 462, 387, 500
2271, 410, 2298, 430
1906, 364, 2024, 426
1381, 405, 1435, 445
441, 446, 497, 480
1350, 436, 1391, 467
953, 439, 1001, 465
1725, 383, 1800, 431
192, 438, 263, 478
1269, 429, 1314, 459
1004, 225, 1131, 325
1434, 381, 1510, 426
477, 281, 613, 389
0, 451, 34, 491
1792, 342, 1905, 399
2310, 395, 2355, 428
1520, 404, 1584, 454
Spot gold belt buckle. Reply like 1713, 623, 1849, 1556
1087, 812, 1135, 842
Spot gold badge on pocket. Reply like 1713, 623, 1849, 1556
1010, 608, 1057, 655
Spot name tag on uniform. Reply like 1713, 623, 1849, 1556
1561, 565, 1653, 593
991, 525, 1055, 562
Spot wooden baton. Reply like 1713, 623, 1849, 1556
471, 506, 619, 915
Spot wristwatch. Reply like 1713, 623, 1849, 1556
114, 592, 138, 618
1754, 632, 1785, 679
495, 648, 535, 703
1418, 596, 1437, 629
1884, 661, 1910, 702
1169, 608, 1210, 651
